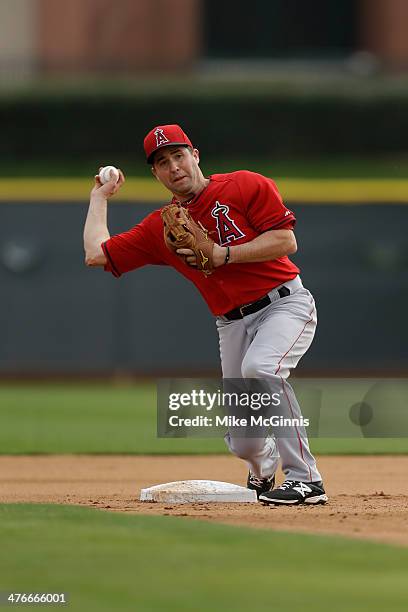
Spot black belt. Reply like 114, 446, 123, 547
224, 286, 291, 320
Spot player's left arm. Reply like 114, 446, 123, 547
213, 229, 297, 266
180, 229, 296, 268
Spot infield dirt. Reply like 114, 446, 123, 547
1, 455, 407, 547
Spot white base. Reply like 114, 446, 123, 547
140, 479, 257, 504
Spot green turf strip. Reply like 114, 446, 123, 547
1, 383, 407, 455
1, 155, 408, 178
0, 504, 407, 612
0, 383, 224, 454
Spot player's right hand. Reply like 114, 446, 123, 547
91, 167, 125, 199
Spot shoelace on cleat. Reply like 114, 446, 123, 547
249, 474, 273, 487
278, 480, 296, 490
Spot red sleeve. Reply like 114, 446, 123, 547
235, 171, 296, 233
102, 211, 166, 278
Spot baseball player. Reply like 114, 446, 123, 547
83, 124, 328, 506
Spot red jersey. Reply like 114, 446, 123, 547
102, 171, 300, 316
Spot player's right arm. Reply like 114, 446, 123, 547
83, 169, 125, 267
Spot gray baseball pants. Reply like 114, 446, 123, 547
216, 275, 322, 482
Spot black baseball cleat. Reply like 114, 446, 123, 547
247, 471, 276, 499
259, 480, 328, 505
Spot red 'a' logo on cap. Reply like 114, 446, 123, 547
154, 128, 169, 147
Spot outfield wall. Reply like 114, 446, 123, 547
0, 202, 406, 375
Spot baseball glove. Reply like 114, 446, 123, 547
161, 203, 215, 275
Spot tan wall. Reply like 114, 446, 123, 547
360, 0, 408, 69
0, 0, 37, 75
37, 0, 201, 73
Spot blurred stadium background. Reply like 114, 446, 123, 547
1, 3, 408, 611
0, 0, 407, 378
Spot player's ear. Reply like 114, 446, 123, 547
151, 166, 158, 180
192, 148, 200, 164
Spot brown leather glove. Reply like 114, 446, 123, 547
161, 203, 215, 275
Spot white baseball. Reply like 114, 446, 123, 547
99, 165, 120, 185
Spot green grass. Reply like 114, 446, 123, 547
204, 155, 408, 180
0, 382, 407, 455
1, 155, 408, 178
0, 504, 407, 612
0, 383, 224, 454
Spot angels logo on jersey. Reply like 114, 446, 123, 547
154, 128, 169, 147
211, 201, 245, 245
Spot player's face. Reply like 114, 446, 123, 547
151, 146, 203, 197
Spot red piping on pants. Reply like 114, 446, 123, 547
274, 304, 315, 482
